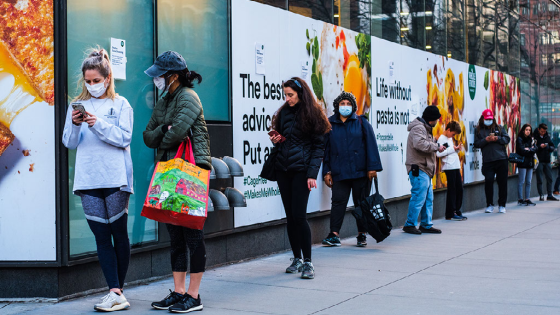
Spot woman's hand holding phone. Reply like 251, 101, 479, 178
84, 111, 97, 127
71, 110, 84, 125
268, 130, 285, 144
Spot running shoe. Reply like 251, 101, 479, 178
356, 234, 367, 247
285, 258, 304, 274
94, 291, 130, 312
321, 233, 341, 247
151, 289, 184, 310
301, 262, 315, 279
168, 294, 203, 313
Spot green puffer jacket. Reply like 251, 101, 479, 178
143, 85, 211, 169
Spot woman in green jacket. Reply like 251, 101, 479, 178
143, 51, 210, 313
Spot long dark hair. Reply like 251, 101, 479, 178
166, 68, 202, 88
271, 77, 330, 135
518, 124, 533, 140
476, 114, 497, 131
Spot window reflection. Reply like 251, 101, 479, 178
289, 0, 333, 23
335, 0, 372, 35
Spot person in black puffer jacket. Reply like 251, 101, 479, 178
270, 77, 330, 280
516, 124, 537, 206
474, 109, 510, 213
533, 123, 557, 201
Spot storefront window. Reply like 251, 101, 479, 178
371, 0, 400, 43
67, 0, 157, 257
335, 0, 371, 35
158, 0, 230, 122
289, 0, 334, 23
252, 0, 287, 9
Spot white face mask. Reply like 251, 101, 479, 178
154, 77, 175, 92
483, 119, 493, 126
86, 81, 108, 98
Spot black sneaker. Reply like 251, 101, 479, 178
285, 258, 304, 273
356, 234, 367, 247
518, 199, 526, 206
547, 195, 559, 201
419, 226, 442, 234
168, 294, 203, 313
525, 199, 536, 206
402, 226, 422, 234
539, 195, 545, 201
321, 233, 341, 246
151, 289, 184, 310
301, 262, 315, 279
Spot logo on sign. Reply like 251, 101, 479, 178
468, 64, 476, 100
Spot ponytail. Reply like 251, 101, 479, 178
74, 46, 117, 101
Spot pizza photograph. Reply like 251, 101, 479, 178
0, 0, 54, 157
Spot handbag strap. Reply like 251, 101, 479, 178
174, 137, 196, 164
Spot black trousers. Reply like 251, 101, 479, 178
481, 159, 508, 207
166, 224, 206, 273
536, 162, 553, 197
330, 177, 369, 233
276, 170, 312, 261
443, 169, 463, 218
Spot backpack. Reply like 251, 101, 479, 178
352, 178, 392, 243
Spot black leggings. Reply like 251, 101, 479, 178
166, 224, 206, 273
87, 215, 130, 289
276, 171, 312, 261
330, 177, 369, 233
444, 169, 464, 218
481, 159, 508, 207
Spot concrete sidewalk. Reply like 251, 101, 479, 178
3, 199, 560, 315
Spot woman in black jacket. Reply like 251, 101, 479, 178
474, 109, 510, 214
516, 124, 537, 206
270, 77, 330, 280
321, 91, 382, 247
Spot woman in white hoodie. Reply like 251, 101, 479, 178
62, 48, 133, 312
437, 121, 467, 221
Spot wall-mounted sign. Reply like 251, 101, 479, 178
110, 38, 126, 80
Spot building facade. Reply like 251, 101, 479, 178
0, 0, 558, 299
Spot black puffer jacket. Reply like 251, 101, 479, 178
516, 136, 536, 169
274, 104, 325, 179
533, 130, 554, 163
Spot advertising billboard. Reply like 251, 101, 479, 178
0, 0, 56, 260
232, 0, 521, 227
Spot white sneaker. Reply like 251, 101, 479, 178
94, 291, 130, 312
499, 206, 506, 213
485, 205, 494, 213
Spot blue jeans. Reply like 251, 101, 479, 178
405, 170, 433, 229
518, 168, 533, 200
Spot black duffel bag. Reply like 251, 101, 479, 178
352, 177, 392, 243
260, 147, 278, 181
508, 152, 524, 164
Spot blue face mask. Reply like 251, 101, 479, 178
339, 106, 352, 117
483, 120, 493, 126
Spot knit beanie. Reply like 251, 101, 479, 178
333, 91, 357, 113
422, 105, 441, 122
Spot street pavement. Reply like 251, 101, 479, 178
2, 198, 560, 315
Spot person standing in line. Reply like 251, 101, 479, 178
516, 124, 537, 206
533, 123, 558, 201
402, 106, 445, 235
143, 51, 210, 313
436, 121, 467, 221
62, 48, 134, 312
474, 109, 511, 214
553, 142, 560, 196
270, 77, 330, 279
321, 91, 383, 247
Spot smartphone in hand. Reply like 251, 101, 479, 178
268, 130, 286, 143
71, 103, 88, 118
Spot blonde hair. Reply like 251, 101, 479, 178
74, 47, 117, 101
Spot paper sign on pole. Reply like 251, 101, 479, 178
110, 38, 126, 80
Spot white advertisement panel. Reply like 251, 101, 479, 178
232, 0, 372, 227
0, 0, 56, 260
232, 0, 521, 227
370, 37, 430, 197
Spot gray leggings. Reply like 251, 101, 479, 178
518, 168, 533, 200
